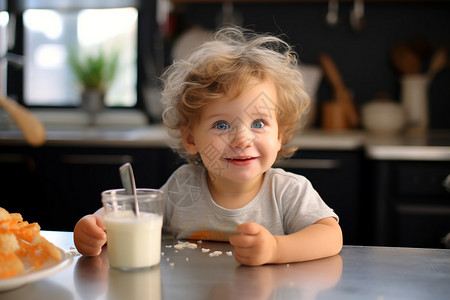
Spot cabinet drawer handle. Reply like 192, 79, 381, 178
274, 159, 340, 169
0, 153, 36, 170
0, 153, 29, 163
443, 174, 450, 193
397, 204, 450, 215
60, 154, 133, 165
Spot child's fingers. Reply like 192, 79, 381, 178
230, 231, 255, 248
76, 238, 105, 256
94, 215, 106, 232
82, 215, 106, 240
236, 222, 261, 236
231, 222, 260, 247
232, 236, 269, 266
88, 223, 107, 241
91, 216, 106, 240
74, 215, 107, 256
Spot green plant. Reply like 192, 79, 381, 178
69, 48, 119, 93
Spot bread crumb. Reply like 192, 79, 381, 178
226, 251, 233, 256
174, 241, 198, 250
186, 258, 189, 261
166, 258, 170, 262
169, 262, 174, 267
165, 245, 172, 248
209, 251, 222, 257
161, 252, 165, 256
185, 243, 198, 249
202, 248, 210, 253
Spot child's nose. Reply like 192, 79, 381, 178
229, 126, 254, 148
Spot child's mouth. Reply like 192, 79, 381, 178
225, 156, 253, 161
225, 156, 256, 165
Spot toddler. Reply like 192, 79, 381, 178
74, 26, 342, 266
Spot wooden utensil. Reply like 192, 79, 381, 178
427, 45, 447, 80
390, 43, 421, 75
0, 94, 46, 146
318, 53, 359, 128
322, 101, 347, 130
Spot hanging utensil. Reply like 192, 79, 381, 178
350, 0, 365, 32
119, 162, 140, 217
326, 0, 339, 27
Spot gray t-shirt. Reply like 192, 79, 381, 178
161, 164, 338, 241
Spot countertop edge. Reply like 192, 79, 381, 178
1, 127, 450, 161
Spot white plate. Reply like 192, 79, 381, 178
0, 247, 73, 292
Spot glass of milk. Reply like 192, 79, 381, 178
102, 188, 164, 270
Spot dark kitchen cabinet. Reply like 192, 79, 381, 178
0, 145, 183, 231
274, 149, 365, 245
370, 160, 450, 248
0, 146, 42, 226
1, 143, 365, 243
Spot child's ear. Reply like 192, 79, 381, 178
181, 127, 199, 155
277, 132, 283, 151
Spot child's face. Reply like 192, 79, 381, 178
183, 80, 282, 184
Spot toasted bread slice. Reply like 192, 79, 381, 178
0, 207, 62, 278
0, 252, 25, 279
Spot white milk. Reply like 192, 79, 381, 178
104, 211, 163, 269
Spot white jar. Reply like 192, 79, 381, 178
401, 75, 429, 133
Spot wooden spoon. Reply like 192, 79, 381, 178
318, 53, 359, 128
390, 43, 421, 75
427, 45, 447, 80
0, 94, 46, 146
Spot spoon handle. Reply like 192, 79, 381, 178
119, 162, 140, 217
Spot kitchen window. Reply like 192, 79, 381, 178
23, 6, 138, 107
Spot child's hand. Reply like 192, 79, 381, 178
74, 215, 107, 256
229, 222, 278, 266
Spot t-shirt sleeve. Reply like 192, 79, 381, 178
275, 171, 339, 234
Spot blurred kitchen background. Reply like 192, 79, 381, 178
1, 0, 449, 249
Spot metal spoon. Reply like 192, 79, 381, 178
119, 162, 140, 217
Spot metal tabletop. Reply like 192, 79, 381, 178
1, 231, 449, 300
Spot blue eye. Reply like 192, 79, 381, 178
252, 119, 265, 129
213, 121, 230, 130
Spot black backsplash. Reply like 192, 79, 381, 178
167, 1, 450, 129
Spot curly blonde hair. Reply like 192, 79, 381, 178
161, 26, 310, 165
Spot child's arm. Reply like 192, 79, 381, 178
229, 217, 342, 266
73, 208, 107, 256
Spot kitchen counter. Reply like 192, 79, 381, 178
365, 131, 450, 160
1, 115, 450, 159
0, 125, 174, 148
1, 231, 450, 300
0, 124, 367, 149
